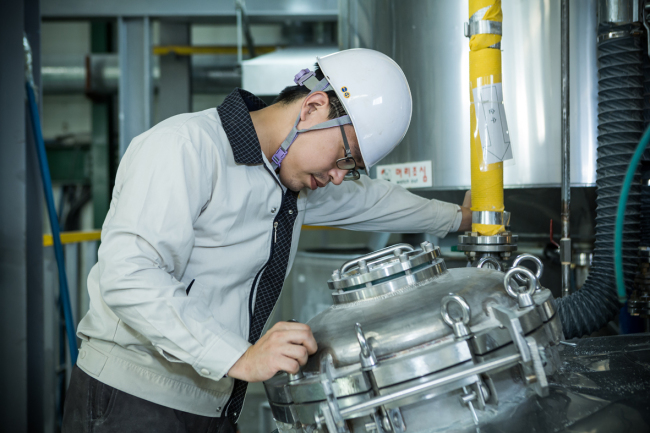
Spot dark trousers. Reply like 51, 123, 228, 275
62, 365, 236, 433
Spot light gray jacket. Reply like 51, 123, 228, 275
76, 91, 459, 417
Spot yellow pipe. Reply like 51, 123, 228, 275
469, 0, 505, 236
43, 226, 341, 246
43, 230, 102, 247
153, 45, 278, 56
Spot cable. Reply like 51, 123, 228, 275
26, 82, 78, 365
616, 124, 650, 303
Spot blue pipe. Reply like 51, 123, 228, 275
26, 82, 78, 365
615, 124, 650, 304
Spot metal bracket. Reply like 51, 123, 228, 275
491, 306, 549, 397
526, 336, 549, 397
459, 386, 480, 427
317, 354, 349, 433
356, 323, 378, 370
491, 305, 532, 366
559, 238, 572, 264
355, 323, 404, 432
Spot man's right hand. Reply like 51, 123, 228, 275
227, 321, 318, 382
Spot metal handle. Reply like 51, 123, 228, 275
511, 254, 544, 287
339, 243, 414, 274
441, 294, 471, 338
476, 256, 503, 271
503, 267, 537, 308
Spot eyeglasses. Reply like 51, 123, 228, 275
336, 125, 361, 181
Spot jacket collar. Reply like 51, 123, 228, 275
217, 88, 267, 165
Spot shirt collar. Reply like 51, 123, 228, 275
217, 88, 268, 165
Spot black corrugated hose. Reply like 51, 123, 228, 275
641, 163, 650, 247
556, 24, 650, 338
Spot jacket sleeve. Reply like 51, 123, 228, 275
97, 131, 250, 381
303, 175, 460, 237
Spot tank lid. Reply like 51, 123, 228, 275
327, 242, 446, 304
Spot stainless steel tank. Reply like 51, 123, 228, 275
264, 243, 650, 433
339, 0, 598, 189
264, 243, 564, 432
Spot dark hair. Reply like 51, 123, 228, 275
273, 64, 347, 120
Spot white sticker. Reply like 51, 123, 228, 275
472, 82, 513, 165
376, 160, 432, 189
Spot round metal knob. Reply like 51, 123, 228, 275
503, 267, 537, 308
441, 294, 471, 338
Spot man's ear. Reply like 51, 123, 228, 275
300, 91, 330, 123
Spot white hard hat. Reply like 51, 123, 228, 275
317, 49, 413, 169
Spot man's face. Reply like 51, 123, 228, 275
278, 123, 364, 192
278, 97, 365, 192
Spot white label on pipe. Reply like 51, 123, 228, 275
472, 82, 513, 165
375, 160, 433, 188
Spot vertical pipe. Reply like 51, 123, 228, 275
468, 0, 505, 236
561, 0, 572, 297
236, 8, 243, 65
0, 4, 27, 429
143, 16, 152, 132
118, 17, 152, 158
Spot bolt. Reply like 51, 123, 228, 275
365, 422, 378, 431
359, 260, 369, 274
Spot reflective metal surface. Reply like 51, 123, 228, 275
597, 0, 638, 25
307, 267, 520, 370
266, 244, 650, 433
265, 244, 567, 433
341, 0, 598, 188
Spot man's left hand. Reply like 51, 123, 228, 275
458, 190, 472, 232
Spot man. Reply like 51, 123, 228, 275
62, 49, 471, 432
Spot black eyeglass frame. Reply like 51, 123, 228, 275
336, 125, 361, 181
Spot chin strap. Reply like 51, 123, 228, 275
271, 69, 352, 170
